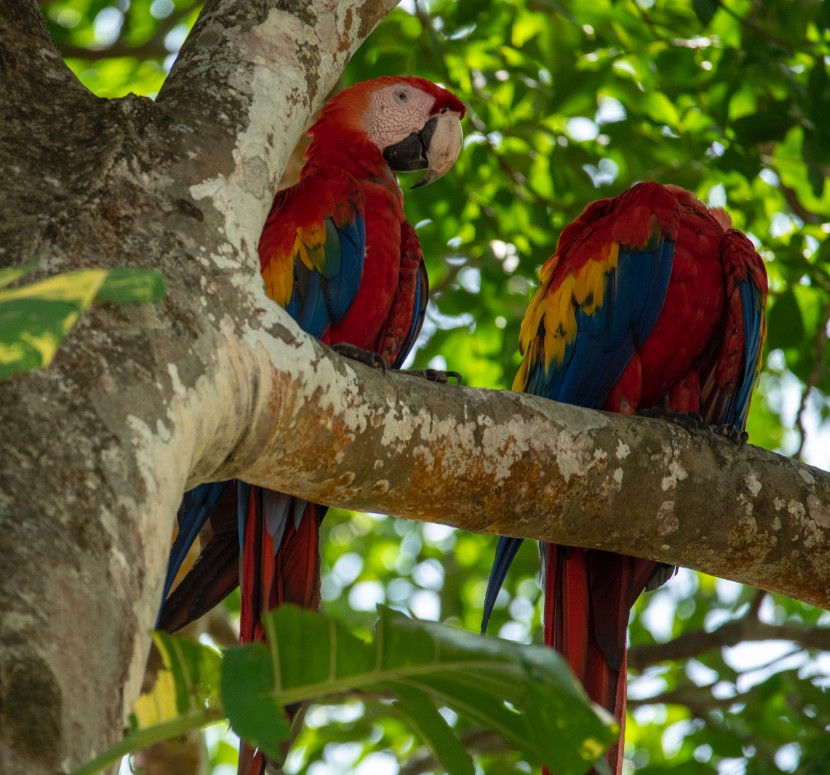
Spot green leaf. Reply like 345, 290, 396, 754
389, 682, 476, 775
138, 631, 222, 724
221, 642, 291, 761
802, 129, 825, 198
0, 267, 166, 380
766, 289, 804, 350
692, 0, 718, 26
94, 267, 166, 304
0, 269, 108, 379
0, 263, 38, 288
732, 102, 793, 145
247, 606, 613, 774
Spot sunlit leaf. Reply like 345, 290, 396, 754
0, 267, 166, 380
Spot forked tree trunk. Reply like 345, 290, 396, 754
1, 2, 829, 773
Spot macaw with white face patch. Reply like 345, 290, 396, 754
157, 76, 465, 775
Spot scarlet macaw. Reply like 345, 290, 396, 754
482, 183, 768, 773
157, 76, 465, 773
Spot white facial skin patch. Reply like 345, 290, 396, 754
366, 84, 436, 149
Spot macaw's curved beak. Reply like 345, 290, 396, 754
382, 111, 463, 189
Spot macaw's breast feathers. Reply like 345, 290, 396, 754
259, 168, 366, 339
513, 182, 679, 408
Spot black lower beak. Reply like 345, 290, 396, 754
382, 133, 427, 171
382, 117, 439, 173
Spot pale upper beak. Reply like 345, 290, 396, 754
411, 111, 463, 189
381, 111, 463, 188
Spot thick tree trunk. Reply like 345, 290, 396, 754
0, 0, 395, 771
1, 1, 829, 773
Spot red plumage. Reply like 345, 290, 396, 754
486, 183, 767, 774
159, 76, 464, 775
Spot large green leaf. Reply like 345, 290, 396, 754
389, 682, 476, 775
73, 607, 613, 775
0, 266, 165, 380
221, 642, 292, 761
227, 606, 614, 774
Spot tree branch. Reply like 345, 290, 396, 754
629, 618, 830, 671
199, 319, 830, 612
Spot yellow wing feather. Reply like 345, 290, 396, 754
516, 242, 620, 389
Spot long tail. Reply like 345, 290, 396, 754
237, 484, 326, 774
543, 545, 662, 774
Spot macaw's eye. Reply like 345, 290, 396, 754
439, 107, 448, 114
397, 91, 408, 103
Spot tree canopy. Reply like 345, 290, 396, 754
30, 0, 830, 772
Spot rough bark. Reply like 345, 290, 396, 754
1, 0, 829, 773
0, 0, 395, 771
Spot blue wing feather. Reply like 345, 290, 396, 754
723, 280, 765, 427
157, 481, 232, 626
483, 234, 675, 633
526, 242, 675, 410
325, 214, 366, 325
284, 212, 366, 338
288, 263, 329, 338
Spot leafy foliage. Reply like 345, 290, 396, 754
0, 265, 165, 379
42, 0, 830, 772
74, 607, 612, 775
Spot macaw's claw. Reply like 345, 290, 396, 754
404, 368, 463, 385
714, 423, 749, 447
638, 408, 748, 447
331, 342, 387, 371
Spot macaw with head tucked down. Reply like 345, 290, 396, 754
482, 183, 767, 774
157, 76, 465, 775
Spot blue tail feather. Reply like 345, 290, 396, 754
481, 536, 525, 635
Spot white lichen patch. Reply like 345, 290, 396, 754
656, 500, 679, 536
744, 471, 762, 498
613, 467, 624, 485
661, 460, 688, 492
783, 498, 826, 550
774, 496, 786, 511
155, 417, 172, 443
479, 412, 541, 483
425, 414, 478, 480
798, 467, 816, 486
788, 499, 806, 521
553, 430, 597, 484
379, 402, 421, 450
807, 493, 830, 529
167, 363, 187, 398
616, 440, 631, 459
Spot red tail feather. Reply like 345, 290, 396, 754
238, 489, 325, 774
543, 545, 660, 774
237, 743, 264, 775
240, 488, 324, 644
